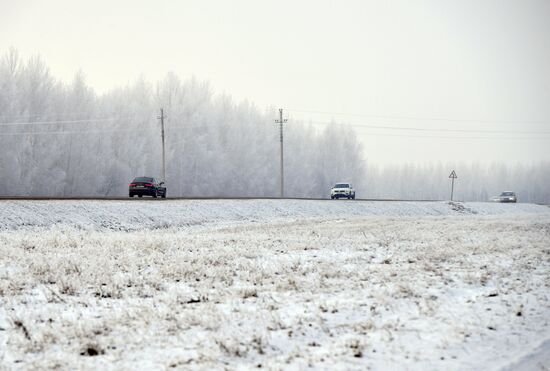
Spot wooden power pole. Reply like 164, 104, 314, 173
449, 170, 457, 201
158, 108, 166, 183
275, 108, 287, 198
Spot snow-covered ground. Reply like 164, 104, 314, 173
0, 199, 548, 232
0, 200, 549, 370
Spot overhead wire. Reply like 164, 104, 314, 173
332, 130, 549, 141
0, 111, 107, 121
0, 116, 155, 126
1, 112, 549, 141
303, 120, 550, 135
287, 108, 550, 125
0, 128, 137, 136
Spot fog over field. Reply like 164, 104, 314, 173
0, 50, 549, 202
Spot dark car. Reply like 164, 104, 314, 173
129, 177, 166, 198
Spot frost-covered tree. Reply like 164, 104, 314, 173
0, 49, 548, 204
0, 50, 367, 198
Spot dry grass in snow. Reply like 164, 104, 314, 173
1, 210, 549, 370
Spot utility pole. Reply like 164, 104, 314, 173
275, 108, 287, 198
449, 170, 457, 201
157, 108, 166, 183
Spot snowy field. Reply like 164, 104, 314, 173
1, 200, 549, 370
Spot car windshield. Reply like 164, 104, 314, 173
334, 183, 349, 188
133, 177, 154, 183
500, 192, 515, 196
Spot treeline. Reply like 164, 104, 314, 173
0, 48, 548, 203
362, 161, 550, 203
0, 48, 365, 198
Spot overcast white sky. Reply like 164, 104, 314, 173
1, 0, 549, 164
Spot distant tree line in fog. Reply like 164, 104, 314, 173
362, 162, 550, 203
0, 48, 548, 203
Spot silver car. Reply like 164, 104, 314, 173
497, 191, 517, 203
330, 183, 356, 200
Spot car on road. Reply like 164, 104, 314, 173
129, 177, 166, 198
495, 191, 517, 203
330, 183, 355, 199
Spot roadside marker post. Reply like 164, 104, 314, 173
449, 170, 458, 201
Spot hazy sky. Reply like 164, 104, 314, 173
2, 0, 549, 164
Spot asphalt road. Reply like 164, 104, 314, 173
0, 196, 442, 202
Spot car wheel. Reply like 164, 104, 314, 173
161, 192, 166, 199
331, 196, 334, 199
138, 195, 142, 198
352, 195, 355, 200
153, 190, 158, 198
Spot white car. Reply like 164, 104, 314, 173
496, 191, 517, 203
330, 183, 355, 199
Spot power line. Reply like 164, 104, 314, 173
287, 108, 550, 125
2, 119, 548, 141
350, 131, 550, 141
0, 111, 122, 121
0, 110, 160, 122
307, 123, 550, 140
0, 117, 143, 126
0, 128, 136, 136
305, 120, 550, 135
